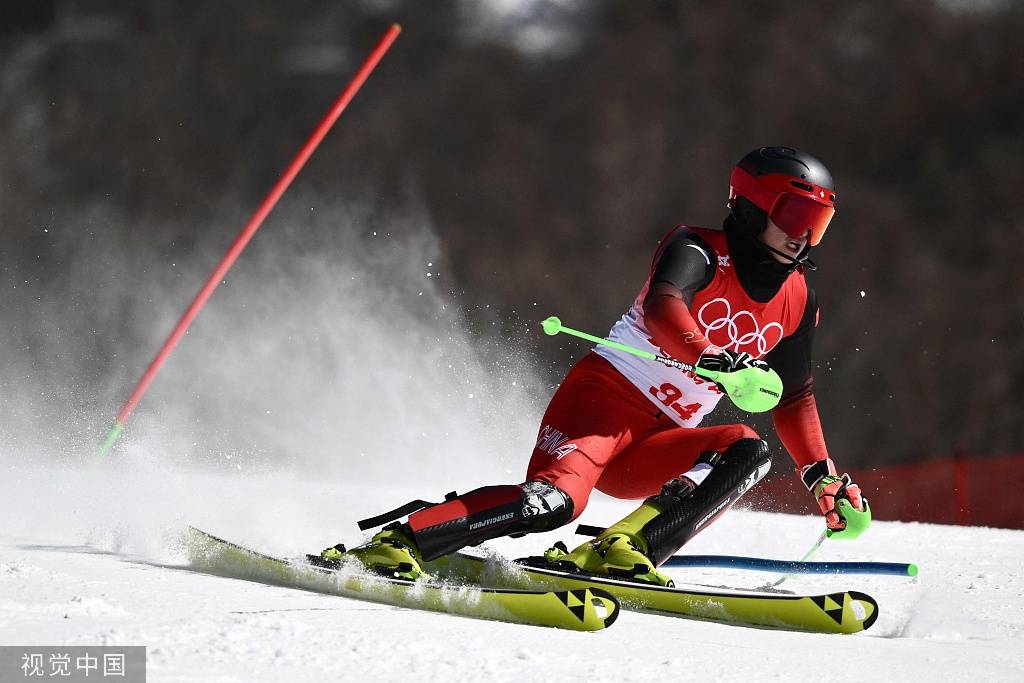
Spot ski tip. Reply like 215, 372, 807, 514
849, 590, 880, 632
592, 588, 621, 629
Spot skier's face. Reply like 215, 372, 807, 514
760, 219, 808, 263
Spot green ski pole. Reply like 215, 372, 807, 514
541, 316, 783, 413
764, 530, 828, 589
764, 500, 873, 588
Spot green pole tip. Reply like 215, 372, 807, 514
541, 316, 562, 336
907, 563, 919, 577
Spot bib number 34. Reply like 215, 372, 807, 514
650, 383, 702, 421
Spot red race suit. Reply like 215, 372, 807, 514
526, 226, 829, 518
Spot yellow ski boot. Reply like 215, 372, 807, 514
315, 526, 425, 580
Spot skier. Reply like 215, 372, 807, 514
320, 146, 870, 585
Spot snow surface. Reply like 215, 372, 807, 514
3, 465, 1023, 683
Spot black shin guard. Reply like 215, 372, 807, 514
642, 438, 773, 566
404, 481, 574, 561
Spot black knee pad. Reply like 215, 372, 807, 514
517, 481, 574, 534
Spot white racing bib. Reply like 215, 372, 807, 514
594, 308, 724, 428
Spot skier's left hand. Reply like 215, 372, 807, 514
799, 459, 870, 538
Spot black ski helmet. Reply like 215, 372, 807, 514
728, 147, 837, 246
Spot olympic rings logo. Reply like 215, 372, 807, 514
697, 298, 783, 357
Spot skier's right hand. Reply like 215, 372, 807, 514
696, 348, 769, 374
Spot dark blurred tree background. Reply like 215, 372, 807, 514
2, 0, 1021, 469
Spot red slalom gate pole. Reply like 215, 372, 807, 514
99, 24, 402, 456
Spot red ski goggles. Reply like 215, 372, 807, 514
770, 193, 835, 246
729, 168, 836, 246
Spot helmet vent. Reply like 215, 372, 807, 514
789, 180, 814, 193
